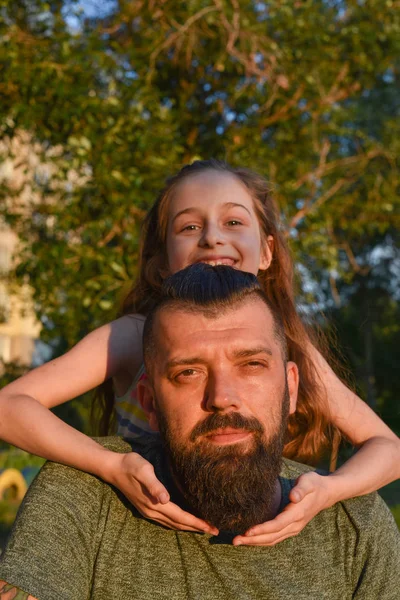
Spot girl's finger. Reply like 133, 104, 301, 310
146, 501, 218, 535
141, 483, 170, 505
233, 527, 297, 547
244, 504, 303, 537
234, 519, 304, 546
289, 488, 303, 503
289, 473, 318, 503
128, 460, 170, 503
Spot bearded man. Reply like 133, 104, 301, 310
0, 264, 399, 600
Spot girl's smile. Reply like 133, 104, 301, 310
166, 170, 272, 276
194, 257, 236, 267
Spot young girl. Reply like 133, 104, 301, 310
0, 159, 398, 546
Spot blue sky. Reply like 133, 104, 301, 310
62, 0, 117, 30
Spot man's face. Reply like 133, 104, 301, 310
139, 297, 298, 532
143, 297, 297, 448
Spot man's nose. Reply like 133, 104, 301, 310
204, 372, 242, 412
198, 222, 225, 248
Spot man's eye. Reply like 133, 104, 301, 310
243, 361, 266, 369
176, 369, 197, 379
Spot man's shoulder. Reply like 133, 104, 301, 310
335, 489, 397, 536
281, 458, 398, 537
32, 436, 156, 499
94, 434, 163, 458
279, 457, 316, 495
36, 436, 162, 495
280, 457, 316, 479
94, 435, 167, 483
39, 437, 134, 481
93, 435, 135, 453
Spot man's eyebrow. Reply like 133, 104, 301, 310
166, 357, 208, 369
232, 346, 273, 359
166, 347, 273, 368
172, 202, 251, 223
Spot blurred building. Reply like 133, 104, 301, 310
0, 130, 89, 369
0, 132, 43, 368
0, 223, 40, 367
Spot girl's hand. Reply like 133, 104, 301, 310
108, 451, 218, 534
233, 471, 332, 546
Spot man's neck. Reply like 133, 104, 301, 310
268, 479, 283, 520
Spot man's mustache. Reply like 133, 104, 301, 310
189, 412, 264, 442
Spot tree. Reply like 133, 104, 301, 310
326, 231, 400, 430
0, 0, 398, 351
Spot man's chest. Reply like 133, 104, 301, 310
89, 520, 353, 600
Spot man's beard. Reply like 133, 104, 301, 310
157, 388, 290, 534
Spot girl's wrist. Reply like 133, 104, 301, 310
87, 445, 124, 485
324, 471, 353, 506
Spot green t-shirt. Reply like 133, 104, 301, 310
0, 436, 399, 600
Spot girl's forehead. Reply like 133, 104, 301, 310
169, 170, 255, 213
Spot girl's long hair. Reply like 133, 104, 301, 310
94, 159, 341, 465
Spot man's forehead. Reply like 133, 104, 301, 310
154, 299, 277, 350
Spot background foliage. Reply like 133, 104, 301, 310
0, 1, 399, 438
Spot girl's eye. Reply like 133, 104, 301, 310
181, 224, 200, 232
226, 220, 242, 227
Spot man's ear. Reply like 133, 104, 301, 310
259, 235, 274, 271
136, 378, 160, 432
286, 361, 299, 415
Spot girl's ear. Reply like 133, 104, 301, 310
285, 361, 299, 415
259, 235, 274, 271
136, 379, 160, 432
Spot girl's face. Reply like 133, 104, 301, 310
166, 171, 272, 276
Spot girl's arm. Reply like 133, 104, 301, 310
0, 316, 141, 469
233, 346, 400, 547
308, 345, 400, 492
0, 316, 214, 534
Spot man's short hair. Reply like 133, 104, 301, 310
143, 264, 288, 376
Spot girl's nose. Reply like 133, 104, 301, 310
199, 223, 224, 248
